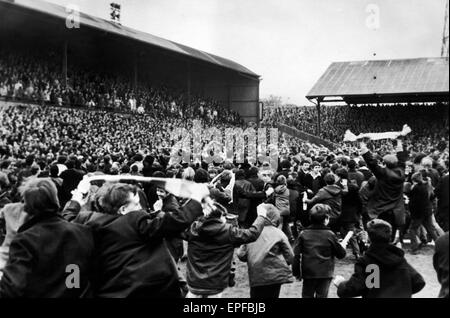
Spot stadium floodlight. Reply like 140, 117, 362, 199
110, 3, 121, 24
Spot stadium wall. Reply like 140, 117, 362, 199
200, 72, 260, 123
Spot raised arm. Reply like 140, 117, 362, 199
60, 200, 83, 222
229, 215, 265, 246
360, 142, 384, 179
136, 199, 204, 242
234, 183, 271, 200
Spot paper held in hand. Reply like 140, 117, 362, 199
340, 231, 354, 248
343, 124, 412, 142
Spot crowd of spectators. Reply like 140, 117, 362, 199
262, 103, 449, 154
0, 47, 242, 126
0, 46, 448, 299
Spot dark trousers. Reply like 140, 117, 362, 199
302, 278, 332, 298
340, 222, 360, 256
409, 214, 440, 249
250, 284, 281, 299
328, 217, 340, 234
436, 212, 449, 232
378, 211, 397, 242
280, 216, 294, 242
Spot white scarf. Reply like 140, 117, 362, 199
343, 124, 412, 142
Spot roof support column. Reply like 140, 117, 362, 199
187, 61, 191, 106
62, 40, 68, 87
133, 48, 138, 91
316, 99, 321, 136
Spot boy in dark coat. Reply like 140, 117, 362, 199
408, 172, 441, 253
305, 173, 345, 232
293, 203, 346, 298
335, 219, 425, 298
183, 202, 269, 298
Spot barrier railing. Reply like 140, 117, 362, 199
277, 123, 338, 150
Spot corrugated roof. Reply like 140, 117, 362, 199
1, 0, 259, 78
307, 58, 449, 99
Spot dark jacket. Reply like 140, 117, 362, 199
0, 214, 94, 298
60, 168, 85, 205
337, 243, 425, 298
340, 182, 362, 224
362, 150, 406, 220
247, 176, 266, 224
436, 174, 449, 223
161, 194, 184, 261
309, 184, 343, 219
184, 215, 266, 292
359, 178, 377, 218
348, 169, 365, 188
433, 232, 449, 298
288, 186, 301, 221
61, 199, 203, 298
209, 186, 231, 208
423, 168, 440, 188
409, 183, 433, 219
358, 167, 373, 181
233, 179, 256, 223
274, 184, 290, 217
248, 176, 265, 192
293, 224, 346, 279
232, 182, 267, 225
303, 173, 325, 195
296, 169, 309, 188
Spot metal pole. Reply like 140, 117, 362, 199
187, 61, 191, 106
316, 99, 321, 136
134, 49, 138, 90
62, 40, 68, 87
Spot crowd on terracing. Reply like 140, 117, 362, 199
0, 46, 448, 298
262, 103, 449, 154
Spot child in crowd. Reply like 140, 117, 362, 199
293, 203, 346, 298
237, 204, 294, 298
335, 219, 425, 298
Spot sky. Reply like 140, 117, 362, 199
47, 0, 447, 105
